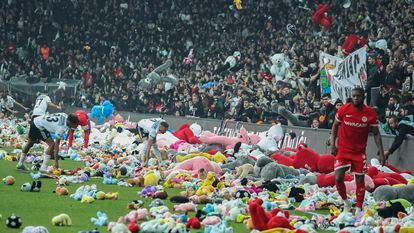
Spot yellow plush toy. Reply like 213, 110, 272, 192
176, 152, 227, 163
81, 196, 95, 204
105, 192, 119, 200
52, 213, 72, 226
144, 170, 159, 186
196, 171, 216, 196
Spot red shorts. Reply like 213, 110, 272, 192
334, 154, 366, 175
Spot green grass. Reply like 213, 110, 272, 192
0, 148, 334, 233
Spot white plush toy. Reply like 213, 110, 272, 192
190, 123, 202, 137
257, 123, 284, 151
51, 214, 72, 226
270, 53, 293, 83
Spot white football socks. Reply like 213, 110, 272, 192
18, 152, 27, 165
40, 154, 51, 171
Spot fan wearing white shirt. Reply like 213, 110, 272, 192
137, 118, 169, 166
0, 92, 29, 118
31, 92, 62, 119
17, 113, 79, 172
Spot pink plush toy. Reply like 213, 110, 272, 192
174, 202, 197, 212
201, 216, 221, 226
125, 209, 148, 223
168, 156, 222, 176
333, 174, 375, 194
200, 131, 241, 150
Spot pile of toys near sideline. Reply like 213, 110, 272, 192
1, 115, 414, 233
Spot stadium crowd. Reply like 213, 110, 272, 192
1, 0, 413, 133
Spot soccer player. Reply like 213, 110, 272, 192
0, 91, 29, 118
137, 118, 169, 166
17, 113, 79, 171
67, 110, 91, 149
330, 87, 385, 215
31, 91, 62, 119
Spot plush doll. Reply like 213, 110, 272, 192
173, 123, 201, 144
144, 170, 160, 186
21, 181, 42, 192
125, 209, 148, 222
174, 202, 197, 212
91, 211, 108, 226
52, 214, 72, 226
55, 186, 69, 195
186, 217, 201, 229
221, 154, 255, 170
168, 156, 222, 176
251, 156, 306, 181
175, 152, 227, 164
249, 198, 294, 231
138, 59, 177, 91
215, 51, 243, 75
196, 171, 216, 196
377, 201, 407, 218
367, 166, 408, 188
341, 34, 368, 56
373, 185, 414, 202
235, 164, 254, 179
89, 100, 114, 124
3, 175, 15, 185
128, 222, 140, 233
111, 223, 129, 233
270, 53, 294, 83
22, 226, 49, 233
312, 3, 333, 29
81, 196, 95, 204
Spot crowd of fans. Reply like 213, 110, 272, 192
1, 0, 413, 135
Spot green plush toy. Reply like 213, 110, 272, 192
16, 124, 25, 135
386, 198, 412, 209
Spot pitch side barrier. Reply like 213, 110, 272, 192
63, 107, 413, 171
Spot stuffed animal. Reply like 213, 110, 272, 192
234, 164, 254, 179
168, 156, 222, 176
174, 202, 197, 212
6, 214, 22, 228
186, 217, 201, 229
373, 185, 414, 202
312, 3, 333, 29
252, 156, 305, 181
173, 123, 201, 144
249, 198, 294, 231
21, 181, 42, 192
377, 201, 407, 218
89, 100, 114, 124
221, 154, 255, 170
3, 175, 15, 185
111, 223, 129, 233
215, 51, 243, 75
81, 196, 95, 204
91, 211, 108, 226
138, 59, 177, 91
270, 53, 293, 83
55, 186, 69, 195
22, 226, 49, 233
144, 170, 160, 186
52, 214, 72, 226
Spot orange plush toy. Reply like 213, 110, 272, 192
248, 198, 294, 231
173, 124, 201, 144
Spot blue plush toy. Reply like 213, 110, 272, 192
203, 204, 215, 214
91, 211, 108, 226
89, 100, 114, 124
102, 173, 117, 185
204, 220, 233, 233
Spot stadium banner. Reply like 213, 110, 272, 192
319, 47, 367, 102
319, 52, 342, 95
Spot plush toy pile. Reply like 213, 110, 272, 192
1, 116, 414, 232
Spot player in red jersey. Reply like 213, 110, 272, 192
67, 110, 91, 148
329, 87, 385, 215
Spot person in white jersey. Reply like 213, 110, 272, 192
17, 113, 79, 171
31, 91, 62, 119
0, 91, 29, 118
137, 118, 169, 166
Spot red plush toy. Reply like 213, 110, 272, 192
317, 173, 353, 187
271, 145, 335, 174
186, 217, 201, 229
312, 4, 333, 29
341, 34, 368, 56
173, 124, 201, 144
249, 198, 293, 231
367, 166, 407, 189
128, 222, 140, 233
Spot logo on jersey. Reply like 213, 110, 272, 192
343, 120, 367, 127
362, 116, 367, 122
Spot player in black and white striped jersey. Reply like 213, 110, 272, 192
17, 113, 79, 172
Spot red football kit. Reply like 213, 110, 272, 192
68, 110, 90, 148
334, 102, 378, 174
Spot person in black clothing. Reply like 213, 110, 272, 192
366, 54, 384, 106
236, 99, 257, 123
319, 93, 335, 129
384, 105, 414, 160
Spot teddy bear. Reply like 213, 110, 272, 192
166, 156, 222, 177
250, 156, 307, 181
234, 164, 254, 179
373, 184, 414, 202
138, 59, 178, 91
215, 51, 243, 75
312, 3, 333, 29
221, 154, 255, 170
270, 53, 293, 83
91, 211, 108, 226
173, 123, 201, 144
249, 198, 294, 231
271, 145, 335, 174
52, 214, 72, 226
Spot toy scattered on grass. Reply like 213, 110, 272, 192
3, 175, 15, 185
51, 213, 72, 226
21, 181, 42, 192
6, 213, 22, 228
